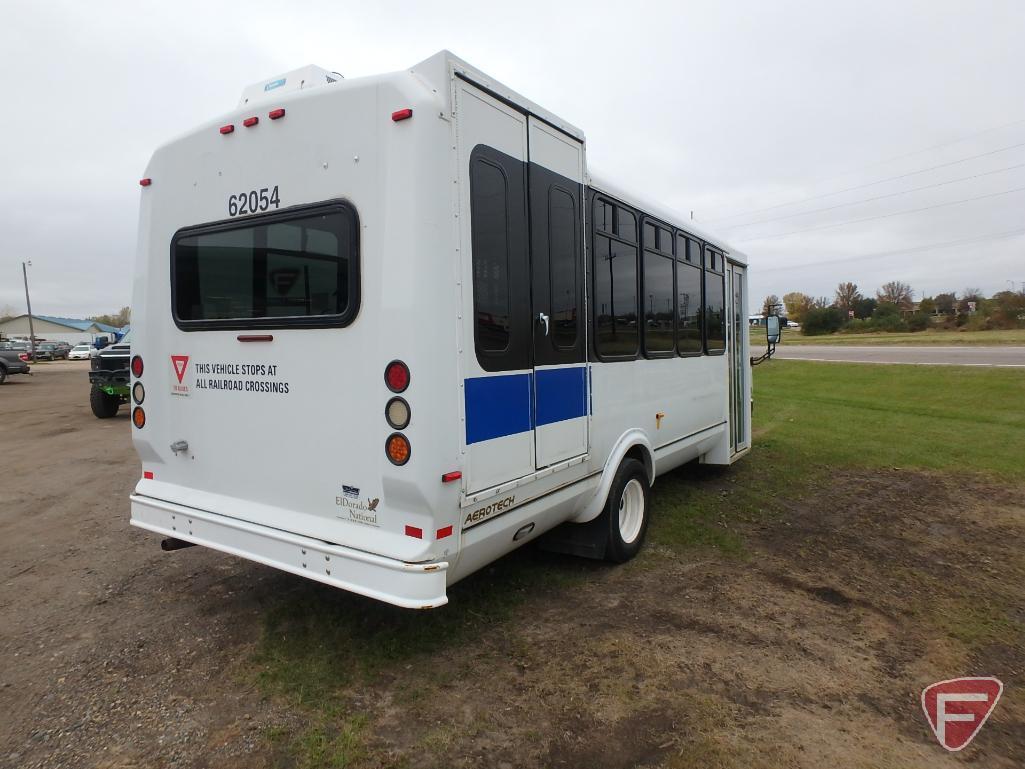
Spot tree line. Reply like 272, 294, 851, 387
89, 306, 131, 328
762, 283, 1025, 336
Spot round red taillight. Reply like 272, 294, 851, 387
131, 355, 144, 378
384, 360, 410, 393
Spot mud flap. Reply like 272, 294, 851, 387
537, 514, 608, 560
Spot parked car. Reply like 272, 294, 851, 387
69, 344, 94, 360
34, 342, 68, 361
88, 331, 131, 417
0, 349, 31, 384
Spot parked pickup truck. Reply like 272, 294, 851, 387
88, 332, 131, 417
0, 349, 32, 384
34, 342, 69, 361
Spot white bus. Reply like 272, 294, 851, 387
128, 51, 753, 608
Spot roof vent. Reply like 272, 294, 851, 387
238, 65, 341, 106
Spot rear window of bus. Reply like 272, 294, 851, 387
171, 202, 359, 330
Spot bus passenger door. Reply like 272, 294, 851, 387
527, 117, 589, 469
457, 81, 535, 494
727, 261, 750, 456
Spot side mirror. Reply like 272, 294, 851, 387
766, 315, 782, 345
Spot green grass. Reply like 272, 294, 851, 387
266, 715, 369, 769
650, 360, 1024, 553
781, 328, 1025, 346
753, 360, 1025, 479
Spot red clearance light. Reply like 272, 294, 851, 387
242, 116, 259, 127
436, 525, 453, 540
143, 471, 154, 480
268, 108, 286, 120
384, 360, 410, 393
391, 108, 413, 122
130, 355, 144, 378
405, 525, 423, 539
441, 471, 462, 483
219, 124, 235, 135
139, 178, 152, 187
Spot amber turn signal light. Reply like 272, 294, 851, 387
385, 433, 411, 465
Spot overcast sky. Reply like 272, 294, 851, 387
2, 0, 1023, 318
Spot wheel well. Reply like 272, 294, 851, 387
624, 444, 654, 484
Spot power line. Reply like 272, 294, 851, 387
723, 162, 1025, 231
759, 226, 1025, 273
736, 184, 1025, 243
708, 116, 1025, 222
706, 139, 1025, 225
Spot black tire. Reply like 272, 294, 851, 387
0, 365, 7, 385
602, 457, 651, 563
90, 384, 120, 418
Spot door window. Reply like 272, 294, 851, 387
548, 187, 579, 350
469, 146, 531, 371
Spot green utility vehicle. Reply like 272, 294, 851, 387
88, 331, 131, 418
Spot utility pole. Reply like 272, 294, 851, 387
22, 261, 36, 360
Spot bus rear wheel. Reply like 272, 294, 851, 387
90, 384, 120, 418
603, 457, 650, 563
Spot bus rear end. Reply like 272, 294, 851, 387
128, 66, 461, 608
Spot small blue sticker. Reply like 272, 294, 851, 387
264, 78, 286, 92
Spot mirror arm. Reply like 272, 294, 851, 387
750, 339, 776, 367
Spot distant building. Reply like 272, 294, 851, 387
0, 314, 124, 345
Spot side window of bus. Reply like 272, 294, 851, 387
704, 248, 726, 354
593, 199, 638, 358
469, 146, 530, 371
677, 235, 703, 355
642, 221, 675, 356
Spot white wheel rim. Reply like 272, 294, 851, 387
618, 478, 645, 544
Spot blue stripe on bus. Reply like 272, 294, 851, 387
464, 373, 533, 445
464, 366, 588, 445
535, 366, 587, 427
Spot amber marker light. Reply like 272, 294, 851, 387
385, 433, 411, 465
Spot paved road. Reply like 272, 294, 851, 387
775, 345, 1025, 367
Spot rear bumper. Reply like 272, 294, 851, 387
129, 494, 449, 609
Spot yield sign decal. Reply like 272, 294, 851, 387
921, 677, 1003, 751
171, 355, 190, 383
